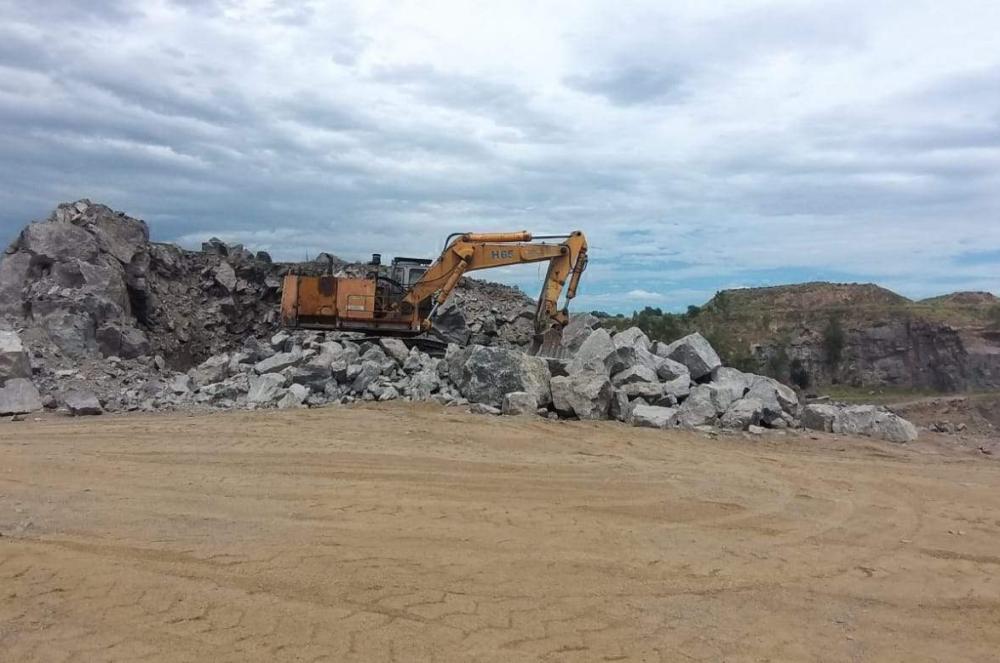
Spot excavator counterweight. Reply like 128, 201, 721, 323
280, 230, 588, 352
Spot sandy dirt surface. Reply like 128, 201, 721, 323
1, 403, 999, 662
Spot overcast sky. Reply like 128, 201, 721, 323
1, 0, 998, 312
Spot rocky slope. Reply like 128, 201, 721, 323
650, 283, 1000, 392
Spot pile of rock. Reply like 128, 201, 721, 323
0, 200, 537, 372
532, 315, 802, 431
151, 332, 460, 411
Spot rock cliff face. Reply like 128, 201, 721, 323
699, 284, 1000, 392
755, 317, 1000, 391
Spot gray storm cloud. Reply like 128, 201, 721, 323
0, 0, 998, 311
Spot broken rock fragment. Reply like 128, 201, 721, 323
63, 390, 103, 415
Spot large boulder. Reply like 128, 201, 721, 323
568, 328, 616, 374
671, 384, 720, 428
25, 303, 99, 358
656, 333, 722, 380
247, 372, 287, 406
431, 298, 470, 345
720, 397, 764, 430
560, 313, 601, 355
350, 360, 382, 393
277, 383, 309, 409
551, 369, 613, 420
289, 355, 334, 390
254, 349, 302, 374
628, 403, 677, 429
608, 389, 631, 422
0, 330, 31, 381
661, 372, 692, 401
501, 391, 537, 416
189, 353, 230, 386
95, 322, 150, 359
747, 375, 798, 412
63, 390, 103, 416
54, 199, 150, 265
19, 220, 100, 263
801, 403, 917, 442
450, 345, 551, 408
829, 405, 918, 443
709, 366, 752, 403
800, 403, 839, 432
606, 344, 668, 377
0, 252, 31, 316
408, 366, 441, 400
378, 337, 410, 365
746, 375, 799, 424
612, 327, 651, 351
0, 378, 43, 415
611, 365, 663, 399
702, 382, 739, 414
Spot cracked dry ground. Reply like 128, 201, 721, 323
1, 405, 999, 662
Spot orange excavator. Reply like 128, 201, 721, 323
280, 230, 588, 352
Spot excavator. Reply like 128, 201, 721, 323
280, 230, 588, 353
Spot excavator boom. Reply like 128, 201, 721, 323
280, 230, 588, 351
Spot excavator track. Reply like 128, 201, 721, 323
355, 336, 450, 357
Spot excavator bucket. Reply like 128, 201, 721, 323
531, 326, 566, 357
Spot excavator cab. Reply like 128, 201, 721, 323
391, 257, 431, 289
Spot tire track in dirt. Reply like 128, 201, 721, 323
2, 404, 1000, 661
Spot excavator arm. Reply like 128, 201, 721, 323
400, 231, 588, 344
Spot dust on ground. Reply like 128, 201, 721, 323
1, 403, 999, 662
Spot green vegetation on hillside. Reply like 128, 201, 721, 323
592, 282, 1000, 387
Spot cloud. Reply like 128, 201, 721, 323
0, 0, 998, 313
625, 289, 665, 301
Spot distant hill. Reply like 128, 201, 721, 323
602, 282, 1000, 393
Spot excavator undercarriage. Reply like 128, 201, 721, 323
280, 230, 588, 354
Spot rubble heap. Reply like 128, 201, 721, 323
0, 200, 533, 406
0, 200, 918, 443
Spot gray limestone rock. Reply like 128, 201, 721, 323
671, 384, 720, 428
551, 369, 613, 420
350, 360, 381, 394
378, 337, 410, 365
559, 313, 601, 355
470, 402, 501, 415
501, 391, 537, 416
248, 372, 287, 406
608, 389, 631, 422
719, 397, 764, 430
95, 322, 150, 359
612, 326, 651, 351
800, 403, 839, 432
450, 345, 551, 408
830, 405, 918, 443
0, 378, 43, 415
254, 349, 302, 374
189, 353, 230, 386
277, 383, 309, 409
627, 403, 677, 429
0, 330, 31, 381
657, 332, 722, 380
63, 390, 103, 415
568, 328, 616, 374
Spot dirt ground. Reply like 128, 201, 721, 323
1, 404, 999, 662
